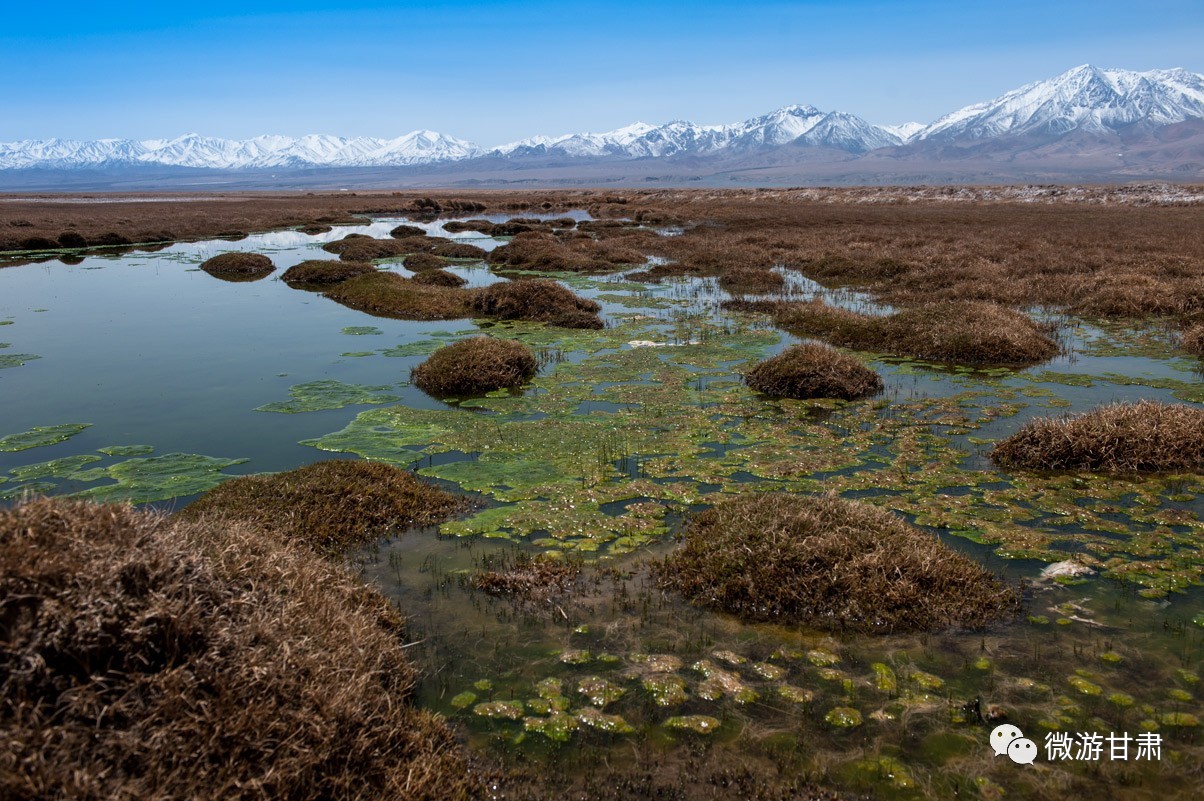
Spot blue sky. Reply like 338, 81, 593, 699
2, 1, 1201, 143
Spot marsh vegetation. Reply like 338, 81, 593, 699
1, 189, 1203, 801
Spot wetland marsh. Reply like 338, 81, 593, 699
1, 191, 1202, 800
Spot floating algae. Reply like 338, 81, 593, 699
450, 692, 477, 710
524, 712, 578, 742
577, 676, 625, 707
256, 380, 400, 414
0, 423, 91, 452
641, 675, 688, 706
341, 326, 383, 335
0, 352, 41, 369
72, 453, 249, 503
10, 454, 101, 481
0, 481, 56, 500
98, 445, 154, 457
473, 701, 524, 721
825, 707, 864, 728
381, 339, 455, 358
664, 715, 721, 735
574, 707, 634, 734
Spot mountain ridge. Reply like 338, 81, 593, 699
3, 65, 1202, 184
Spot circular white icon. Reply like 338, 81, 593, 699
990, 723, 1024, 756
1008, 737, 1038, 765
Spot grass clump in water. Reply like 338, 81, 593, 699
772, 299, 1058, 366
404, 252, 447, 272
744, 343, 882, 400
991, 400, 1204, 472
470, 278, 604, 329
1183, 323, 1204, 357
718, 266, 786, 295
199, 252, 275, 280
411, 336, 537, 398
656, 492, 1020, 633
280, 259, 376, 287
323, 272, 472, 320
179, 459, 466, 555
0, 496, 478, 800
411, 268, 467, 288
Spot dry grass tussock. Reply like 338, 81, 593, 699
411, 268, 468, 287
178, 460, 466, 555
656, 492, 1020, 633
0, 496, 479, 801
770, 299, 1058, 366
744, 343, 882, 400
323, 271, 473, 320
486, 231, 643, 273
411, 336, 537, 397
280, 259, 376, 286
991, 400, 1204, 473
471, 278, 604, 329
717, 266, 786, 294
405, 252, 448, 272
199, 251, 275, 278
1182, 323, 1204, 356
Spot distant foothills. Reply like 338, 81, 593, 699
3, 65, 1203, 189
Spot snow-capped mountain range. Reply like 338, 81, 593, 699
2, 65, 1203, 172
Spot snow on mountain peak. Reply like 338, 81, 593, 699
4, 65, 1203, 171
918, 65, 1204, 141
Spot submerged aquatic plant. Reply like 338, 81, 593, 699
657, 492, 1021, 632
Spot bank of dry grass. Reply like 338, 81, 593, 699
487, 232, 643, 273
0, 496, 479, 800
199, 251, 275, 279
471, 278, 604, 329
769, 299, 1058, 366
280, 259, 376, 286
745, 343, 883, 400
412, 268, 468, 287
1183, 323, 1204, 356
991, 400, 1204, 473
718, 266, 786, 294
323, 271, 473, 320
411, 336, 537, 397
656, 492, 1020, 633
178, 460, 466, 555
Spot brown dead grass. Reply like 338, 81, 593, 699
389, 223, 426, 238
281, 259, 376, 286
471, 553, 582, 604
199, 251, 275, 278
470, 278, 604, 329
771, 299, 1058, 366
178, 459, 466, 555
412, 268, 468, 287
487, 232, 642, 273
718, 266, 786, 294
0, 496, 479, 800
432, 242, 487, 260
745, 343, 883, 400
656, 492, 1020, 633
1181, 323, 1204, 356
322, 236, 411, 262
323, 271, 472, 320
411, 336, 537, 397
990, 400, 1204, 472
405, 252, 447, 272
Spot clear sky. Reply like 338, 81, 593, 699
2, 0, 1201, 144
